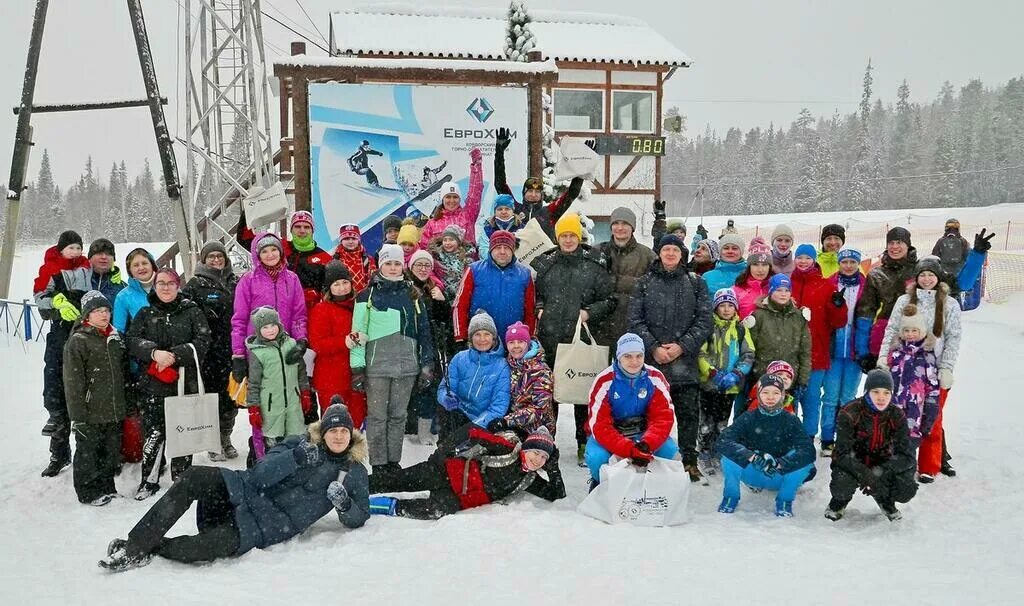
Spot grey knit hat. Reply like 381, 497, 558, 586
468, 310, 498, 340
609, 207, 637, 230
250, 306, 283, 333
81, 290, 112, 317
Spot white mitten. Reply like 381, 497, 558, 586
939, 368, 954, 389
801, 307, 812, 322
742, 315, 756, 329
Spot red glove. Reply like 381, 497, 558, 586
248, 406, 263, 429
300, 390, 313, 414
629, 441, 654, 467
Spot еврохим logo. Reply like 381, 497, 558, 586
466, 97, 495, 123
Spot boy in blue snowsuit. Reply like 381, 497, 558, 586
716, 373, 816, 517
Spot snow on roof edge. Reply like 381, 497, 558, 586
329, 4, 648, 27
274, 55, 559, 74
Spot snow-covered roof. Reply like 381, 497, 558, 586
274, 55, 559, 75
327, 4, 692, 68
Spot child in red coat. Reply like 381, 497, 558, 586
33, 231, 91, 296
790, 244, 848, 439
308, 261, 367, 428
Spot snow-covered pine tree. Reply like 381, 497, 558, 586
503, 1, 537, 62
847, 60, 874, 210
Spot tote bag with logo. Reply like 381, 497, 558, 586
164, 344, 221, 458
553, 318, 609, 405
577, 457, 691, 526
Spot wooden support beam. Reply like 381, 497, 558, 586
13, 97, 167, 114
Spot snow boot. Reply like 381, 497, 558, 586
775, 499, 794, 518
98, 547, 153, 573
576, 444, 586, 468
135, 482, 160, 501
369, 496, 398, 516
684, 463, 703, 483
41, 456, 70, 478
824, 499, 847, 521
718, 496, 739, 514
417, 418, 436, 446
877, 499, 902, 521
107, 539, 128, 557
918, 473, 935, 484
587, 478, 600, 494
820, 442, 834, 457
940, 462, 956, 477
85, 494, 116, 507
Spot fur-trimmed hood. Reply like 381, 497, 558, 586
307, 422, 368, 465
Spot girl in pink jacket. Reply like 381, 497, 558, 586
418, 148, 484, 246
733, 250, 776, 319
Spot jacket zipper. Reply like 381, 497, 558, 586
276, 345, 289, 408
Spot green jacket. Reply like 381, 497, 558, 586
749, 298, 812, 386
246, 333, 309, 438
63, 322, 128, 424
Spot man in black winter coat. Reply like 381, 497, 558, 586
628, 234, 713, 481
826, 369, 918, 522
182, 241, 240, 460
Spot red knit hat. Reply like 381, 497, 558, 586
290, 210, 314, 230
489, 229, 516, 252
339, 224, 361, 240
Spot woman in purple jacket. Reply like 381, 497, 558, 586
231, 233, 309, 383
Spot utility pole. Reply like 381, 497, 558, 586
0, 0, 191, 297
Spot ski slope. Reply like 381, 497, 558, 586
2, 246, 1023, 604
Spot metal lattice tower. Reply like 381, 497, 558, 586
182, 0, 275, 266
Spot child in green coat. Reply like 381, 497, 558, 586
245, 306, 312, 455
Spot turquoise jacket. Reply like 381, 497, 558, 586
113, 277, 152, 333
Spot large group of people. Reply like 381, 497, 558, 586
29, 139, 994, 572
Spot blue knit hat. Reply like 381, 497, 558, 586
713, 288, 739, 311
659, 233, 687, 253
837, 248, 862, 263
768, 274, 792, 295
616, 333, 646, 358
321, 397, 354, 433
494, 194, 516, 210
794, 243, 817, 261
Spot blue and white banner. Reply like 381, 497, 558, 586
308, 83, 529, 252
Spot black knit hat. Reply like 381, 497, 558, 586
821, 224, 846, 246
323, 260, 352, 292
915, 256, 943, 278
885, 227, 912, 248
57, 230, 83, 252
864, 369, 894, 393
321, 396, 354, 433
382, 215, 403, 233
80, 290, 112, 317
87, 238, 116, 259
522, 426, 555, 458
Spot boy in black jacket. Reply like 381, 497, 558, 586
826, 369, 918, 521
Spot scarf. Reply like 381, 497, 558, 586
264, 261, 285, 282
838, 273, 860, 287
83, 320, 114, 337
336, 246, 373, 291
291, 234, 315, 253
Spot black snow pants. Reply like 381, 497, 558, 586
72, 421, 121, 503
140, 395, 193, 487
43, 324, 72, 462
671, 384, 700, 466
369, 455, 461, 520
125, 466, 240, 563
698, 390, 733, 456
829, 465, 918, 507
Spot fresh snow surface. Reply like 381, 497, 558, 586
3, 238, 1023, 603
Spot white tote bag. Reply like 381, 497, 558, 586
577, 457, 691, 526
242, 181, 289, 229
515, 218, 555, 268
553, 318, 609, 405
164, 345, 221, 459
553, 136, 600, 182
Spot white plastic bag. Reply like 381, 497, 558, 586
242, 181, 289, 228
164, 345, 221, 459
514, 218, 555, 267
553, 137, 600, 182
553, 318, 609, 405
577, 457, 690, 526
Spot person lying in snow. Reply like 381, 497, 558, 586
98, 401, 368, 572
366, 424, 564, 520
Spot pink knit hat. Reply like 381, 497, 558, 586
504, 321, 531, 344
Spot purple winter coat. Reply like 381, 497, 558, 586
231, 233, 308, 355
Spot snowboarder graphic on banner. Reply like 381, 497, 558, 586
348, 140, 384, 187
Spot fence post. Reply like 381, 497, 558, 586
22, 299, 32, 341
1006, 221, 1011, 251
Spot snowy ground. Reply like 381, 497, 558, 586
2, 293, 1023, 604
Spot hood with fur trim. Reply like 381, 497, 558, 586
307, 422, 368, 465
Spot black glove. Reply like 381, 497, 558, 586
495, 127, 511, 153
630, 441, 653, 467
351, 368, 366, 393
285, 339, 308, 365
973, 228, 995, 253
859, 355, 878, 374
487, 418, 510, 433
231, 357, 248, 383
293, 440, 323, 467
653, 199, 666, 219
831, 290, 846, 308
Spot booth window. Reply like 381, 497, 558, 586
554, 89, 604, 131
612, 91, 654, 133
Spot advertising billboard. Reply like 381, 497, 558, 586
308, 83, 529, 252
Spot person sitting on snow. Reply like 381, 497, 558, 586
826, 369, 918, 522
366, 424, 564, 520
583, 333, 679, 490
715, 373, 816, 517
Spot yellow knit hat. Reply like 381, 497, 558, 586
398, 224, 420, 246
555, 213, 582, 239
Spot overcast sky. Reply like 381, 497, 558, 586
1, 0, 1021, 187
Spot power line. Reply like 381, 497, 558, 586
262, 0, 326, 47
293, 0, 328, 45
261, 10, 328, 53
662, 164, 1024, 188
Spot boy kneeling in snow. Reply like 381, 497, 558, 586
584, 333, 679, 490
826, 369, 918, 522
367, 424, 564, 519
715, 373, 816, 517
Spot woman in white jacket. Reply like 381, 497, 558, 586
877, 256, 961, 482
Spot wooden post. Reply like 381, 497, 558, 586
292, 76, 311, 211
527, 50, 545, 180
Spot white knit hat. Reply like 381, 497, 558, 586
378, 243, 405, 267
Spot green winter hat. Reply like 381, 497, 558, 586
250, 306, 284, 335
